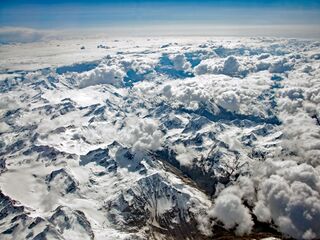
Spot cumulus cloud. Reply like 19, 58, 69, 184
210, 189, 254, 236
222, 56, 240, 76
153, 71, 272, 118
194, 58, 222, 76
77, 64, 125, 88
255, 61, 271, 72
194, 56, 249, 77
253, 201, 271, 223
174, 144, 196, 166
305, 87, 320, 105
251, 159, 320, 239
209, 142, 320, 240
124, 118, 163, 152
269, 58, 294, 73
170, 54, 191, 71
208, 157, 320, 239
194, 63, 209, 75
216, 90, 240, 112
119, 57, 156, 75
279, 111, 320, 166
62, 55, 158, 88
175, 85, 209, 110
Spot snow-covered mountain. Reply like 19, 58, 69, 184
0, 37, 319, 240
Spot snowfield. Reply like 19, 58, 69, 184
0, 37, 320, 240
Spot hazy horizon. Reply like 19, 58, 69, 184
1, 0, 320, 41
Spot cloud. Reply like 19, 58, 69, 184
0, 27, 51, 44
155, 72, 271, 117
278, 106, 320, 167
59, 54, 158, 88
194, 58, 223, 76
210, 188, 254, 236
162, 84, 173, 99
194, 56, 249, 77
253, 201, 271, 223
222, 56, 240, 76
170, 54, 191, 71
175, 84, 209, 110
76, 64, 126, 88
123, 118, 163, 152
174, 144, 196, 166
269, 58, 294, 73
216, 90, 240, 112
251, 159, 320, 239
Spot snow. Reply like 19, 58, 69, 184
0, 163, 52, 211
0, 36, 320, 239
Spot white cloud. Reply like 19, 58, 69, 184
77, 64, 125, 88
0, 27, 50, 44
222, 56, 240, 76
170, 54, 191, 71
216, 90, 240, 112
194, 58, 222, 76
253, 201, 271, 222
123, 118, 163, 152
269, 58, 293, 73
210, 190, 254, 236
175, 84, 209, 110
174, 144, 196, 166
252, 159, 320, 239
194, 55, 250, 77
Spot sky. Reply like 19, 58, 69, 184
0, 0, 320, 38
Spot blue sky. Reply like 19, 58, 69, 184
1, 0, 320, 28
0, 0, 320, 38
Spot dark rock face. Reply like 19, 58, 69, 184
0, 191, 25, 221
49, 206, 95, 240
0, 192, 39, 239
0, 192, 95, 240
80, 148, 110, 166
45, 168, 78, 194
0, 158, 6, 173
80, 147, 118, 173
106, 173, 202, 239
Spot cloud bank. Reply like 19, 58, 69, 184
0, 27, 51, 44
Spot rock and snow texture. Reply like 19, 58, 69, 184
0, 37, 320, 239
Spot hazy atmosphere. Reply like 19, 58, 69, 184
1, 0, 320, 40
